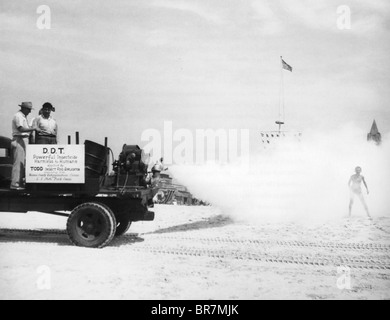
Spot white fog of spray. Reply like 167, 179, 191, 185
170, 124, 390, 224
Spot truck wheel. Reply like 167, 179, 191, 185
115, 215, 132, 237
67, 202, 117, 248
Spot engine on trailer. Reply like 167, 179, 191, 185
111, 144, 151, 188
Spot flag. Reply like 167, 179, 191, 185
281, 58, 292, 72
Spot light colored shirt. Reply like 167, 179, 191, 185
34, 115, 58, 136
12, 111, 30, 138
152, 160, 165, 172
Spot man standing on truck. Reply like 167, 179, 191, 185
32, 102, 58, 144
10, 102, 40, 190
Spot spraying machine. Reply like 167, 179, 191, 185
0, 134, 157, 248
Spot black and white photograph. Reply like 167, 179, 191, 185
0, 0, 389, 302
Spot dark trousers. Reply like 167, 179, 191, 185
35, 135, 57, 144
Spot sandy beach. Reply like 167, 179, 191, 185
0, 204, 389, 300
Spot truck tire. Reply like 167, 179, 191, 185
67, 202, 117, 248
115, 215, 132, 237
94, 203, 132, 237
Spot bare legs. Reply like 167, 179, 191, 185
349, 192, 371, 219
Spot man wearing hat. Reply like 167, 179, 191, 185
11, 102, 40, 190
32, 102, 58, 144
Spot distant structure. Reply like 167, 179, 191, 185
260, 131, 301, 148
367, 120, 381, 145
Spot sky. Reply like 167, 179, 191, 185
1, 0, 389, 158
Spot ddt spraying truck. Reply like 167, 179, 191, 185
0, 134, 157, 248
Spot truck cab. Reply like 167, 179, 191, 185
0, 136, 12, 189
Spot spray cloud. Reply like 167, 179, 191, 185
170, 124, 390, 224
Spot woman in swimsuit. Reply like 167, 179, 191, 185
348, 166, 371, 218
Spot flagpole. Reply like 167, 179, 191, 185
281, 56, 285, 124
276, 56, 285, 133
